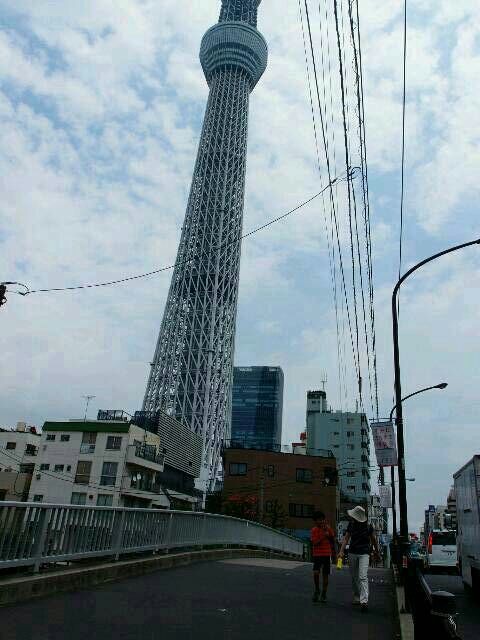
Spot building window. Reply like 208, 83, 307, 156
324, 467, 337, 485
71, 492, 87, 505
265, 500, 274, 514
333, 445, 340, 449
229, 462, 247, 476
6, 442, 16, 450
61, 434, 70, 442
347, 485, 356, 492
347, 471, 355, 477
347, 431, 354, 437
80, 432, 96, 454
25, 444, 37, 456
46, 434, 56, 441
106, 436, 122, 451
97, 494, 113, 507
75, 461, 92, 485
54, 464, 65, 473
266, 464, 275, 478
33, 495, 44, 502
66, 465, 72, 472
40, 463, 50, 471
296, 468, 313, 483
100, 462, 118, 486
361, 442, 368, 449
289, 503, 314, 518
347, 444, 355, 450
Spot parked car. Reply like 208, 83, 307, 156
425, 529, 457, 572
409, 541, 426, 567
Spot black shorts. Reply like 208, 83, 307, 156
313, 556, 331, 574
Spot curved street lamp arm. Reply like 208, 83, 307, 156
389, 384, 447, 422
393, 238, 480, 302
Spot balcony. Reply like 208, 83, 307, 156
160, 477, 203, 499
80, 444, 95, 454
24, 446, 38, 457
126, 443, 164, 472
121, 476, 163, 500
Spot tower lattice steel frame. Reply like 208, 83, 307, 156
143, 0, 268, 489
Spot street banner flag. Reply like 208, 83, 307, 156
379, 485, 392, 508
371, 421, 398, 467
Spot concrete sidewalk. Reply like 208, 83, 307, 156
1, 558, 398, 640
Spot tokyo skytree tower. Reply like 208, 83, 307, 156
143, 0, 268, 487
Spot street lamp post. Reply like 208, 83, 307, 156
392, 238, 479, 547
389, 383, 448, 541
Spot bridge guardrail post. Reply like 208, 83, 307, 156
32, 507, 51, 573
200, 513, 207, 549
164, 512, 174, 553
113, 509, 126, 561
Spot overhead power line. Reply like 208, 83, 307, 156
3, 173, 350, 299
302, 0, 360, 382
398, 0, 408, 311
298, 0, 379, 420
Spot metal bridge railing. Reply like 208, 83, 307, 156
0, 502, 304, 573
404, 557, 460, 639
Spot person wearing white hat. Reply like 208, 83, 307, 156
338, 505, 380, 612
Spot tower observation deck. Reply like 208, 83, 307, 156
142, 1, 268, 490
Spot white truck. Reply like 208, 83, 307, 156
454, 455, 480, 594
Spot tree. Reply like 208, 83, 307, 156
223, 494, 259, 522
264, 499, 287, 530
205, 491, 224, 515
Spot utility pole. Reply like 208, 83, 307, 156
259, 469, 265, 524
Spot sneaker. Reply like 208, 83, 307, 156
360, 604, 368, 613
312, 590, 320, 603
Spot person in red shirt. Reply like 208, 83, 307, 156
311, 510, 336, 602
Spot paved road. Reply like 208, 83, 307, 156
1, 559, 398, 640
425, 573, 480, 640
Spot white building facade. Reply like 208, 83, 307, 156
0, 423, 41, 501
305, 390, 371, 503
0, 423, 41, 472
28, 419, 200, 509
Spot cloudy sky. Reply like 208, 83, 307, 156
1, 0, 479, 532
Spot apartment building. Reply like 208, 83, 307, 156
222, 445, 339, 541
27, 420, 170, 508
0, 423, 41, 501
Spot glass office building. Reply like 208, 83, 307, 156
230, 367, 284, 451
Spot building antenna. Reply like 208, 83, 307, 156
320, 371, 328, 392
82, 395, 96, 421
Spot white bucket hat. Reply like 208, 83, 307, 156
347, 506, 367, 523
